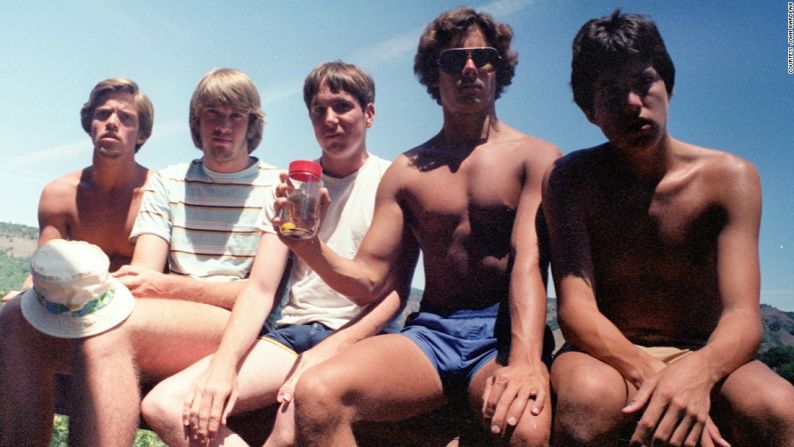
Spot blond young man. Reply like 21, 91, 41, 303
0, 78, 153, 446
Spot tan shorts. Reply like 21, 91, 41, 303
635, 345, 693, 365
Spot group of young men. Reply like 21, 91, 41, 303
1, 7, 793, 447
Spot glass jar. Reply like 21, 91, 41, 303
279, 160, 323, 239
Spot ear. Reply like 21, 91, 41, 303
364, 103, 375, 128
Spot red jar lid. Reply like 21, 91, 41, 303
288, 160, 322, 181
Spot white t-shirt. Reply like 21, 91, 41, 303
261, 155, 391, 330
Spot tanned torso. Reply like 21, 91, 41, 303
395, 127, 557, 314
39, 166, 150, 271
558, 141, 749, 346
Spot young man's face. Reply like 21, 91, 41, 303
436, 25, 498, 114
90, 91, 144, 159
198, 105, 251, 172
588, 60, 670, 152
309, 81, 373, 161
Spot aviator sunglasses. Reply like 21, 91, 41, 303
438, 47, 501, 75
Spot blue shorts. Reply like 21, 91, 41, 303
261, 322, 334, 354
400, 303, 508, 396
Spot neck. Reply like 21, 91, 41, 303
90, 152, 144, 190
321, 148, 368, 178
616, 131, 674, 183
204, 155, 255, 174
441, 106, 497, 144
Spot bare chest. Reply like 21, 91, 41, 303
67, 189, 143, 266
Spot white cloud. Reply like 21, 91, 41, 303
10, 140, 91, 167
481, 0, 537, 18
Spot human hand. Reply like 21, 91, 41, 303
623, 353, 730, 446
112, 265, 167, 298
481, 362, 549, 436
273, 171, 330, 245
182, 363, 239, 442
277, 342, 337, 405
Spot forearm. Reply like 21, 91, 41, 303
290, 237, 386, 306
697, 306, 762, 383
323, 290, 402, 350
210, 284, 277, 368
507, 272, 548, 366
157, 275, 248, 309
559, 297, 658, 385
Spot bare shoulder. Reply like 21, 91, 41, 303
39, 169, 84, 208
679, 141, 760, 198
500, 125, 562, 161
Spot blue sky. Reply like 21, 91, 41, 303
1, 1, 791, 310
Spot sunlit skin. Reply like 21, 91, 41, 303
198, 106, 253, 173
90, 92, 146, 161
547, 58, 794, 447
282, 23, 561, 447
309, 81, 374, 177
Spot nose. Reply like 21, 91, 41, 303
461, 55, 478, 78
624, 90, 643, 113
105, 112, 119, 129
322, 108, 339, 126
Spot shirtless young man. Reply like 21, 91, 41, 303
544, 10, 794, 446
0, 78, 153, 445
141, 61, 408, 447
280, 8, 560, 446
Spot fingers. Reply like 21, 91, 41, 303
278, 377, 296, 404
629, 394, 665, 446
706, 417, 731, 447
623, 380, 653, 414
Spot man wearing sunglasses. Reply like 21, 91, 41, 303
280, 7, 560, 446
544, 10, 794, 446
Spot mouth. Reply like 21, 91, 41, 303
100, 133, 120, 141
625, 118, 653, 134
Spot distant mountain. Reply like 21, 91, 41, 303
761, 304, 794, 351
0, 221, 37, 295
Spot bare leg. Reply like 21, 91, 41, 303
142, 338, 298, 447
70, 325, 139, 447
127, 299, 232, 380
0, 297, 71, 446
294, 334, 446, 447
550, 351, 632, 446
713, 359, 794, 446
468, 358, 552, 447
64, 298, 230, 445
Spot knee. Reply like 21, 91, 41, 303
552, 367, 626, 445
140, 381, 186, 431
294, 366, 349, 427
509, 421, 550, 447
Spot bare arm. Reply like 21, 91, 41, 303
4, 179, 73, 301
542, 159, 660, 384
279, 164, 410, 305
113, 234, 247, 309
184, 232, 290, 439
483, 145, 560, 433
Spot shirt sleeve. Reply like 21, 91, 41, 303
256, 184, 278, 234
130, 170, 172, 243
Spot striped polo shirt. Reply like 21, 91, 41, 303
131, 158, 280, 282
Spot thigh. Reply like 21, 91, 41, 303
299, 333, 446, 422
126, 298, 231, 380
714, 359, 794, 439
150, 337, 299, 416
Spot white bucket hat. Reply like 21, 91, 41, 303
20, 239, 135, 338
